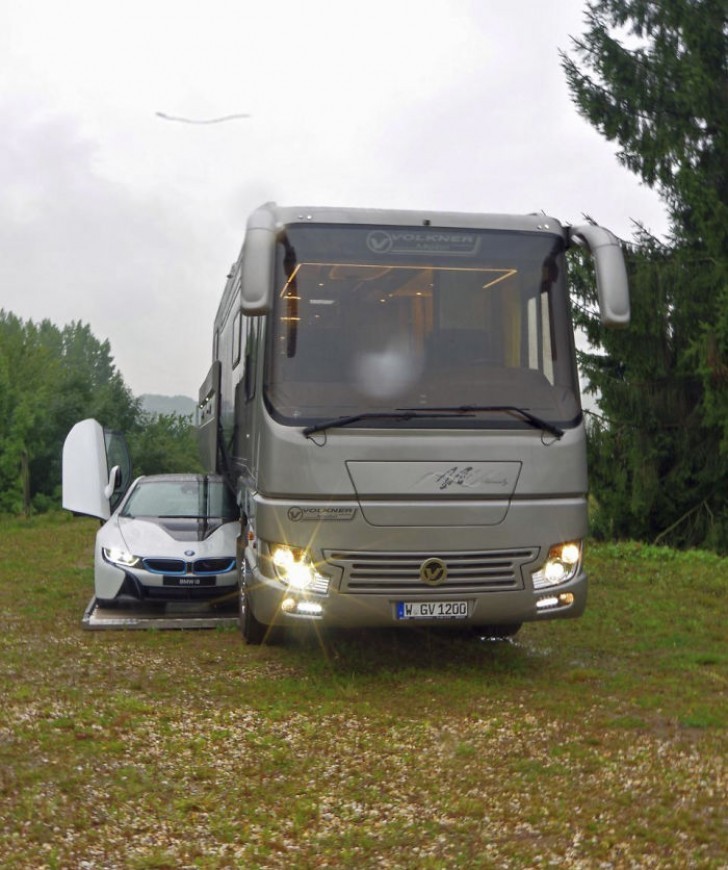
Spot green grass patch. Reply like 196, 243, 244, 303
0, 514, 726, 868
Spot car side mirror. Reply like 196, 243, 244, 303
104, 465, 121, 500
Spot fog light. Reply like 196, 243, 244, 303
537, 592, 575, 612
281, 597, 323, 617
559, 592, 575, 607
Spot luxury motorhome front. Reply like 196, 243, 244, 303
198, 204, 629, 642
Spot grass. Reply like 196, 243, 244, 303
0, 513, 726, 868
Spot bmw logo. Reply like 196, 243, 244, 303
184, 550, 196, 557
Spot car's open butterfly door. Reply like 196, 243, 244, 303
62, 418, 132, 520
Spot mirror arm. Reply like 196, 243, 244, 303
104, 465, 120, 500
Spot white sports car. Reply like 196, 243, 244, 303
62, 419, 240, 606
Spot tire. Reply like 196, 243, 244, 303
239, 585, 266, 644
477, 623, 522, 639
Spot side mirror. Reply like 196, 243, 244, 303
570, 224, 630, 328
241, 205, 277, 315
104, 465, 121, 500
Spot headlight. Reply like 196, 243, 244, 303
265, 543, 328, 592
102, 547, 140, 568
531, 541, 582, 589
270, 544, 317, 590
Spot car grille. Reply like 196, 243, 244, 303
141, 557, 236, 576
193, 558, 237, 575
326, 548, 537, 594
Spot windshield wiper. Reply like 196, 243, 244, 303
302, 410, 474, 438
396, 405, 564, 439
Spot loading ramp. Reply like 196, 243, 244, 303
82, 595, 239, 630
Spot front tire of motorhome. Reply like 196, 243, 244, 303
238, 585, 266, 644
478, 623, 522, 639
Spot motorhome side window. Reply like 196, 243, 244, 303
232, 310, 243, 368
244, 317, 258, 402
264, 225, 581, 430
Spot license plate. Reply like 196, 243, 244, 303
163, 576, 216, 587
396, 601, 468, 620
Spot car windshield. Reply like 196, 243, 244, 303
264, 224, 582, 430
120, 477, 238, 520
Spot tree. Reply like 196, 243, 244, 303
0, 312, 140, 513
0, 312, 207, 515
129, 413, 203, 476
562, 0, 728, 550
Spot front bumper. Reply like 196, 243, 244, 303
244, 562, 587, 630
94, 553, 237, 604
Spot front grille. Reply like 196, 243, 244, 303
193, 557, 236, 575
143, 558, 186, 574
326, 548, 537, 594
141, 557, 236, 576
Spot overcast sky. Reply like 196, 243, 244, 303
1, 0, 669, 399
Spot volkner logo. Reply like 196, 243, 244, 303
366, 230, 394, 253
288, 507, 356, 522
420, 558, 447, 586
366, 230, 480, 256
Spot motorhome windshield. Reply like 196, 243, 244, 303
264, 224, 581, 430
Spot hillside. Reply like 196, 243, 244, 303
139, 393, 196, 418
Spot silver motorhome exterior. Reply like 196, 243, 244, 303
198, 203, 629, 642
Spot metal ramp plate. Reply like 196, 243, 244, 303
82, 596, 238, 630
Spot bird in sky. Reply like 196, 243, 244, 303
156, 112, 251, 124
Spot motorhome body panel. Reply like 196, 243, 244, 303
253, 416, 587, 503
200, 203, 628, 637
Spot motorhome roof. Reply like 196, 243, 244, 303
247, 202, 566, 235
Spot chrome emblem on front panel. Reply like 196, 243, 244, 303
419, 557, 447, 586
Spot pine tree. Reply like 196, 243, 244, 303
562, 0, 728, 550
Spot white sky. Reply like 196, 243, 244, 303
1, 0, 669, 398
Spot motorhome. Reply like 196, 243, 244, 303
198, 203, 629, 642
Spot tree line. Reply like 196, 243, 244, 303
0, 311, 201, 515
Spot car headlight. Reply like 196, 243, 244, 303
102, 547, 140, 568
264, 543, 327, 592
531, 541, 582, 589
